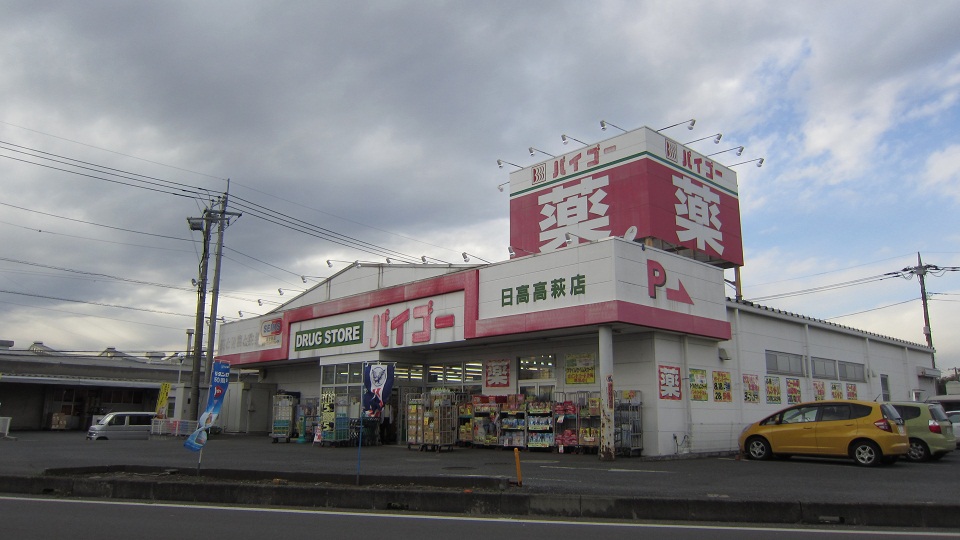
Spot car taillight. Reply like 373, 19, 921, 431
928, 420, 942, 434
874, 419, 892, 432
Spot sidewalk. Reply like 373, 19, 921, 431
1, 431, 958, 528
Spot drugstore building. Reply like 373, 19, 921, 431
216, 126, 939, 458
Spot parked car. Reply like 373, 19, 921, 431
738, 400, 908, 467
86, 411, 155, 440
889, 401, 955, 461
947, 411, 960, 448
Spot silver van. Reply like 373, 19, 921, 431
86, 412, 155, 440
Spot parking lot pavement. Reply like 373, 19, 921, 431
2, 431, 960, 527
3, 431, 959, 500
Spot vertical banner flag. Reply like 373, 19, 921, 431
184, 360, 231, 451
362, 363, 394, 418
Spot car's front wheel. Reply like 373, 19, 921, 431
745, 436, 772, 460
906, 439, 931, 462
851, 440, 882, 467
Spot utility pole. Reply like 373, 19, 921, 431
187, 211, 213, 421
900, 253, 960, 370
205, 182, 241, 386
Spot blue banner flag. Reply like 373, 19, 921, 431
361, 363, 394, 418
184, 360, 231, 452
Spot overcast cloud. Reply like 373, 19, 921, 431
1, 1, 958, 373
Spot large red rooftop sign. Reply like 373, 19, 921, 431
508, 127, 743, 267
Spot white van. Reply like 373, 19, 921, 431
86, 412, 155, 440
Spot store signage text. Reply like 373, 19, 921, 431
664, 138, 724, 182
294, 322, 364, 351
369, 300, 439, 349
538, 175, 610, 252
501, 274, 586, 307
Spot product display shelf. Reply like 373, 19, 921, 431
577, 396, 602, 450
498, 407, 527, 449
525, 401, 555, 449
318, 393, 349, 447
405, 394, 425, 449
553, 399, 579, 452
457, 402, 474, 445
470, 402, 500, 447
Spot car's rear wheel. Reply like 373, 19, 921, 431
745, 436, 772, 460
851, 440, 882, 467
906, 439, 931, 462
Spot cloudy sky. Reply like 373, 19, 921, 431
1, 1, 958, 374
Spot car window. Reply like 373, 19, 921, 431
850, 403, 873, 420
782, 405, 818, 424
893, 405, 921, 421
129, 415, 152, 426
820, 404, 850, 421
880, 403, 903, 424
928, 405, 949, 422
108, 415, 126, 426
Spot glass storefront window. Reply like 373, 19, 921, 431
321, 365, 335, 385
349, 363, 362, 384
335, 364, 350, 385
427, 365, 444, 383
408, 364, 423, 382
446, 364, 463, 383
519, 354, 556, 380
464, 362, 483, 382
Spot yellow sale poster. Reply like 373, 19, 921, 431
565, 353, 596, 384
713, 370, 732, 402
831, 382, 843, 400
765, 376, 781, 404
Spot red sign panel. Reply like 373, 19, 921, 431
509, 158, 743, 267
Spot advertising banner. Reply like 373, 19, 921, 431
689, 369, 708, 401
743, 374, 760, 404
361, 363, 395, 418
786, 378, 802, 404
184, 360, 231, 452
155, 382, 171, 416
765, 376, 781, 404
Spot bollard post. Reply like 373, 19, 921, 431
513, 447, 523, 487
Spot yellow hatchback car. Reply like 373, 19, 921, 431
739, 400, 908, 467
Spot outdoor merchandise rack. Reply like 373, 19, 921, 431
270, 393, 298, 443
405, 391, 455, 451
614, 390, 643, 456
553, 391, 601, 453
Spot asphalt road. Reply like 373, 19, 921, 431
3, 496, 958, 540
2, 431, 959, 506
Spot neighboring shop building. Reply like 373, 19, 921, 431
216, 126, 939, 458
0, 341, 178, 431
